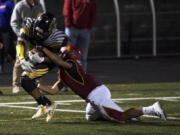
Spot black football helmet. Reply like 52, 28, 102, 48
33, 12, 56, 43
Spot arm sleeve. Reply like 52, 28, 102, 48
16, 41, 25, 60
63, 0, 73, 27
16, 26, 32, 60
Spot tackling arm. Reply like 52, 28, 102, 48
38, 80, 63, 95
42, 47, 72, 69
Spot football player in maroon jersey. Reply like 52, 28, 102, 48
30, 44, 167, 123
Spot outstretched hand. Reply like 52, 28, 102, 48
20, 59, 33, 72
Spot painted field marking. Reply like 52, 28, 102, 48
0, 96, 180, 120
0, 102, 71, 105
112, 96, 180, 102
0, 96, 179, 105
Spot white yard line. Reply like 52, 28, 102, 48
0, 104, 37, 110
0, 104, 85, 113
0, 101, 71, 105
112, 96, 180, 101
0, 96, 180, 120
0, 96, 179, 105
143, 115, 180, 120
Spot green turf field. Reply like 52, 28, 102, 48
0, 82, 180, 135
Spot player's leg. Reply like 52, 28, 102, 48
99, 96, 126, 123
21, 75, 57, 122
102, 101, 167, 122
87, 85, 124, 122
21, 63, 57, 122
31, 63, 57, 122
88, 85, 140, 122
118, 101, 167, 121
88, 85, 167, 123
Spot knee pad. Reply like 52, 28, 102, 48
21, 75, 38, 93
85, 103, 99, 121
86, 113, 99, 121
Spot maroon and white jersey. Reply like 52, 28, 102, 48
59, 59, 101, 99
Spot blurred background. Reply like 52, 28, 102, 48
12, 0, 180, 58
43, 0, 180, 58
1, 0, 180, 86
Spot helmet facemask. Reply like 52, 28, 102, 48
33, 26, 51, 43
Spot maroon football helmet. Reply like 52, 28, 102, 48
61, 44, 81, 60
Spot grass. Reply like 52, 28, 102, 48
0, 82, 180, 135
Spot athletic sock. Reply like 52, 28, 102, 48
36, 96, 46, 106
42, 96, 52, 106
36, 96, 51, 106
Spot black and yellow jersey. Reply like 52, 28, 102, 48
16, 26, 67, 60
43, 28, 68, 53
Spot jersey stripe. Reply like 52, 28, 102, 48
44, 29, 67, 45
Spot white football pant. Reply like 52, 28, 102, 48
86, 85, 124, 121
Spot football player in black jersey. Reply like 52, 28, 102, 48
16, 12, 68, 122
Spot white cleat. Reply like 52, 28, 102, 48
32, 105, 49, 119
152, 101, 167, 120
12, 86, 20, 94
46, 102, 57, 123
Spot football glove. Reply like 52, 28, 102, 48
24, 17, 35, 30
20, 59, 33, 72
28, 51, 44, 63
